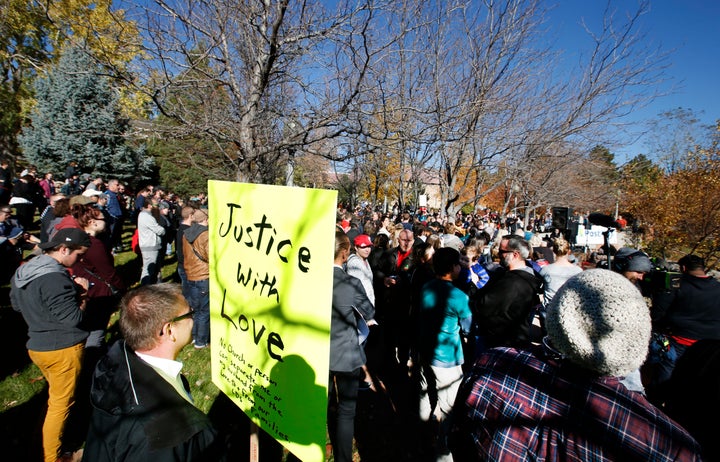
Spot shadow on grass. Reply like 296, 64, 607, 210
114, 253, 142, 290
113, 252, 180, 289
0, 267, 51, 460
0, 385, 46, 461
0, 286, 33, 380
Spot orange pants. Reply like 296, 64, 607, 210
29, 343, 84, 462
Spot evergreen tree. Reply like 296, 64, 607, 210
621, 153, 662, 188
18, 45, 152, 181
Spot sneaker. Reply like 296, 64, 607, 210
194, 343, 208, 349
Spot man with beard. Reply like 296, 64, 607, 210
474, 235, 542, 350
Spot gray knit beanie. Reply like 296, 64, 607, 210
545, 269, 650, 377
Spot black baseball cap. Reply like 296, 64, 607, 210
39, 228, 91, 250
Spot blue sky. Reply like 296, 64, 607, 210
549, 1, 719, 162
121, 1, 716, 164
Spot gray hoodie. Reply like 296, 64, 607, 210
183, 223, 208, 244
11, 254, 88, 351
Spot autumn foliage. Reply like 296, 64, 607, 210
624, 123, 720, 268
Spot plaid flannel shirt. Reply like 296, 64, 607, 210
450, 347, 702, 461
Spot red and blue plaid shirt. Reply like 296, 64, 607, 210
450, 347, 702, 461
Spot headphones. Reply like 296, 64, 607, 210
613, 250, 652, 273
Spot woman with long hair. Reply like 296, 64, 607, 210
64, 205, 126, 452
72, 205, 125, 352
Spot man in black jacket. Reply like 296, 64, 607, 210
83, 283, 226, 461
371, 228, 416, 375
647, 255, 720, 400
475, 235, 542, 350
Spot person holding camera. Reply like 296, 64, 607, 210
611, 247, 654, 286
647, 254, 720, 404
609, 247, 654, 394
1, 205, 35, 283
10, 228, 91, 462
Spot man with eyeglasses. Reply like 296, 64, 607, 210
83, 283, 226, 461
475, 235, 543, 351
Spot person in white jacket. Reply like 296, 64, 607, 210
137, 200, 165, 285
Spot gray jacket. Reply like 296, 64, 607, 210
11, 254, 87, 351
330, 266, 375, 372
138, 209, 165, 252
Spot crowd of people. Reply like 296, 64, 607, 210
2, 157, 720, 461
329, 203, 719, 461
2, 161, 213, 461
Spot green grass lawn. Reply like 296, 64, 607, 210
1, 209, 383, 461
0, 233, 223, 457
0, 235, 319, 460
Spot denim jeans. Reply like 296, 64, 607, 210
177, 265, 189, 299
187, 278, 210, 346
655, 339, 686, 385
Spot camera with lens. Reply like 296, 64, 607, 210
640, 259, 681, 296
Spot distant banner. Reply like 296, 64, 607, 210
575, 224, 619, 246
208, 181, 337, 462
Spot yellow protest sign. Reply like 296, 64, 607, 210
208, 180, 337, 462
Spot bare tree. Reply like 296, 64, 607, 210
116, 0, 385, 182
341, 0, 670, 217
112, 0, 670, 202
457, 0, 670, 217
643, 107, 712, 173
342, 0, 542, 213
